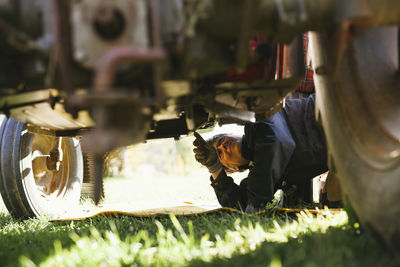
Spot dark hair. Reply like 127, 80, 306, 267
206, 133, 227, 147
206, 133, 250, 173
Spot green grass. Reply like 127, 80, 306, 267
0, 209, 397, 267
0, 172, 398, 267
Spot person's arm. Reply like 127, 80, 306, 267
210, 170, 248, 210
192, 132, 247, 209
210, 168, 223, 179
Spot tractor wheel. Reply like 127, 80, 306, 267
310, 27, 400, 252
0, 115, 83, 218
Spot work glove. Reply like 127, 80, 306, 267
193, 132, 222, 173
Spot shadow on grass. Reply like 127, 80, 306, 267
188, 227, 396, 267
0, 212, 77, 266
0, 212, 192, 266
0, 211, 397, 267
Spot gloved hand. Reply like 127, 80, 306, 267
193, 132, 222, 173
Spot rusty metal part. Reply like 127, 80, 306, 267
67, 90, 144, 107
88, 46, 164, 204
149, 0, 161, 49
206, 101, 255, 123
149, 0, 165, 104
1, 89, 94, 133
93, 5, 126, 41
26, 124, 91, 138
72, 0, 149, 68
79, 46, 164, 154
194, 0, 399, 46
213, 76, 297, 120
236, 0, 254, 72
82, 0, 166, 204
46, 137, 62, 171
51, 0, 74, 97
91, 29, 165, 142
215, 78, 300, 92
92, 153, 104, 205
282, 35, 305, 80
93, 46, 165, 90
31, 135, 71, 198
276, 44, 285, 79
80, 152, 104, 201
0, 89, 60, 111
184, 105, 195, 130
0, 16, 45, 53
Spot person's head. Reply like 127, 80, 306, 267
207, 134, 250, 173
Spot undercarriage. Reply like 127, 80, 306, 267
0, 0, 399, 253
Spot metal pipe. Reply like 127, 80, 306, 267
236, 0, 253, 72
93, 46, 165, 91
89, 45, 164, 205
149, 0, 164, 102
51, 0, 74, 95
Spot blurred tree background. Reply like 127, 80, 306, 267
104, 137, 198, 178
103, 125, 244, 178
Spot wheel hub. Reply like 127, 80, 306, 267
31, 135, 70, 198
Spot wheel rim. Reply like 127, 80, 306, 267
31, 135, 72, 200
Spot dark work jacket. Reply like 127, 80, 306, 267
210, 94, 328, 210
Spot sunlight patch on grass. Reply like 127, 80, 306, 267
22, 211, 348, 266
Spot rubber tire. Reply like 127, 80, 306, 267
0, 116, 83, 218
310, 28, 400, 252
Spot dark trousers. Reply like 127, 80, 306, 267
282, 179, 313, 207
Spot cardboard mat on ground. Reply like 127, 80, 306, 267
51, 201, 342, 221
